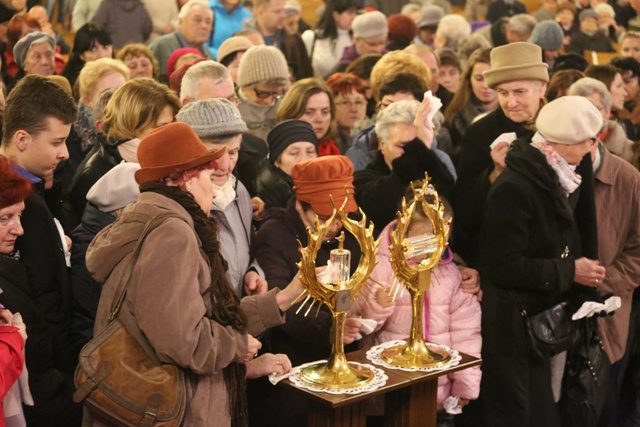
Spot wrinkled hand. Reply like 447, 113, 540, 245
246, 353, 292, 379
458, 266, 482, 301
343, 317, 362, 344
276, 273, 305, 312
489, 141, 509, 182
237, 334, 262, 364
414, 96, 435, 149
251, 197, 265, 222
244, 271, 268, 296
574, 257, 606, 287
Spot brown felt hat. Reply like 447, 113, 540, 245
292, 156, 358, 216
482, 42, 549, 89
135, 122, 226, 184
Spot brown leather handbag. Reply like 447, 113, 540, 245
73, 214, 187, 427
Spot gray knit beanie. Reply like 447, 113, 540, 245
528, 21, 564, 51
237, 45, 289, 88
177, 98, 248, 139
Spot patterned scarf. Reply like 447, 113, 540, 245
73, 103, 99, 153
531, 133, 582, 196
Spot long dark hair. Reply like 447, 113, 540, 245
314, 0, 358, 40
61, 23, 112, 88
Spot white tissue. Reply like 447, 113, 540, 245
423, 91, 443, 128
354, 318, 378, 341
443, 395, 463, 414
489, 132, 517, 150
571, 296, 622, 320
268, 366, 302, 385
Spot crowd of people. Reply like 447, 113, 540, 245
0, 0, 637, 426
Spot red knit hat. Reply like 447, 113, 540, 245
166, 48, 206, 79
292, 156, 358, 216
135, 122, 226, 184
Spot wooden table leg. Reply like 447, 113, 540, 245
307, 400, 368, 427
383, 378, 438, 427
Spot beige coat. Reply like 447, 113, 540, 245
84, 192, 284, 426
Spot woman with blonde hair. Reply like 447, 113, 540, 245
58, 57, 130, 193
276, 77, 339, 155
66, 78, 180, 224
116, 43, 160, 80
444, 48, 496, 162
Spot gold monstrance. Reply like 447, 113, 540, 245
381, 176, 452, 368
294, 192, 380, 390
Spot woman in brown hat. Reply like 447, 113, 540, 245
84, 122, 305, 427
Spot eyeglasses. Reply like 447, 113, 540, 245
335, 100, 367, 108
589, 137, 601, 146
252, 87, 284, 100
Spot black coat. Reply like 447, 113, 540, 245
354, 138, 454, 236
253, 158, 295, 210
14, 180, 76, 375
70, 203, 116, 353
477, 140, 596, 427
0, 251, 81, 426
451, 107, 535, 265
451, 107, 598, 266
235, 132, 268, 197
250, 198, 361, 427
65, 139, 123, 228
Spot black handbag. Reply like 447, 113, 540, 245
559, 317, 611, 427
513, 292, 577, 360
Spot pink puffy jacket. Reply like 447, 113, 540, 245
357, 221, 482, 409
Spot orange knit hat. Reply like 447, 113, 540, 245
292, 156, 358, 216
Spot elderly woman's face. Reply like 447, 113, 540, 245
496, 79, 546, 124
81, 42, 112, 62
0, 201, 25, 255
187, 168, 216, 213
125, 54, 153, 79
202, 135, 239, 187
24, 42, 54, 76
275, 142, 317, 176
380, 122, 418, 170
334, 89, 366, 130
552, 138, 596, 166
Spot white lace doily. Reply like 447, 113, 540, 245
288, 360, 388, 395
366, 340, 462, 372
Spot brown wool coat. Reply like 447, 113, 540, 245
595, 148, 640, 363
83, 192, 284, 426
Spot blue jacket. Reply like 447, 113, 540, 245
207, 0, 251, 59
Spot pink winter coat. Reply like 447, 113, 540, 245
358, 221, 482, 409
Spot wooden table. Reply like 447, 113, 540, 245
279, 347, 481, 427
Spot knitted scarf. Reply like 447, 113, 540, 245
140, 182, 249, 427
